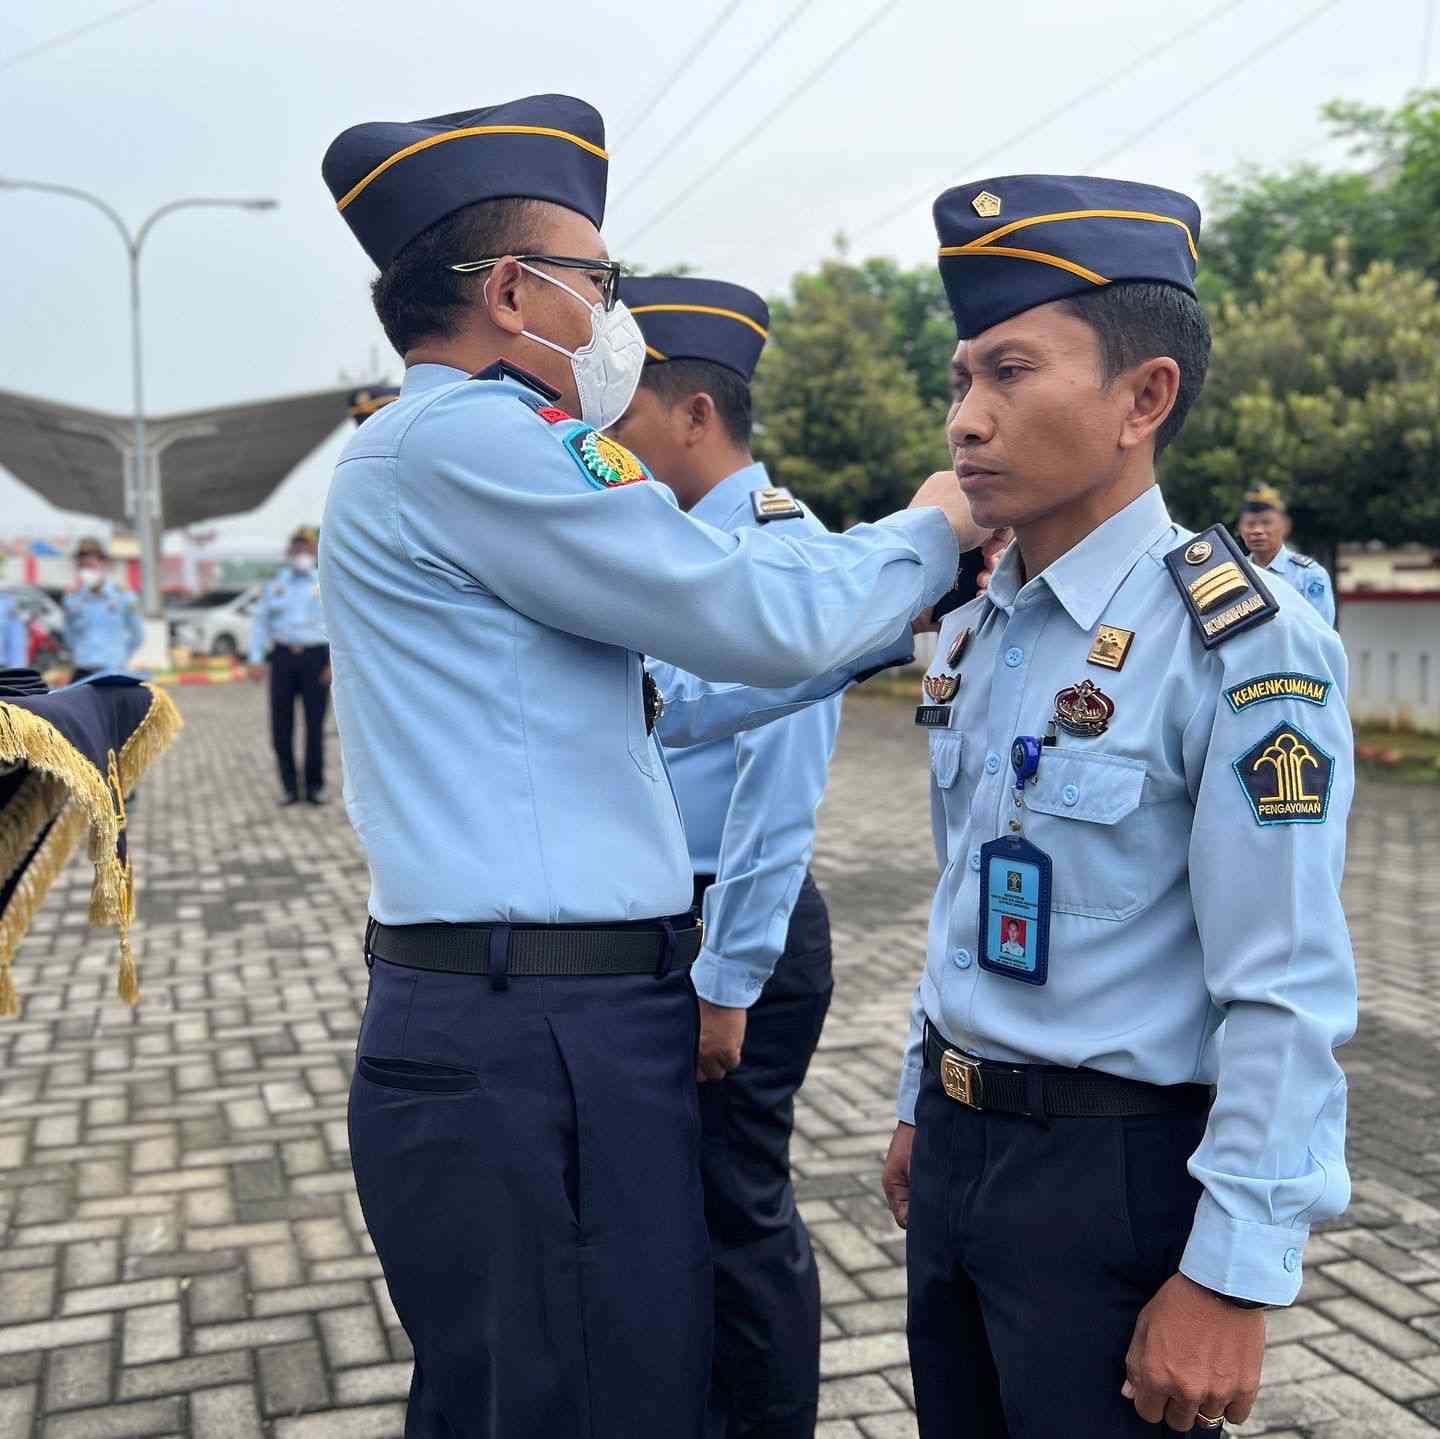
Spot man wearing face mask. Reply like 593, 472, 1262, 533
320, 94, 987, 1439
64, 538, 143, 681
248, 526, 330, 805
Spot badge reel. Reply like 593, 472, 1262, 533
976, 735, 1053, 986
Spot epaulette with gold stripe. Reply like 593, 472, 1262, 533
751, 486, 804, 524
1164, 524, 1278, 649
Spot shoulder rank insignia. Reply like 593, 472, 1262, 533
751, 486, 804, 524
1291, 553, 1315, 568
1233, 720, 1335, 825
562, 427, 652, 491
1164, 524, 1278, 649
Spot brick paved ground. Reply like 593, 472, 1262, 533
0, 684, 1436, 1438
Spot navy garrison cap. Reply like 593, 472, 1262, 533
621, 277, 770, 382
323, 94, 608, 269
348, 386, 401, 422
932, 175, 1201, 339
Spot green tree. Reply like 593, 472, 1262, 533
1165, 246, 1440, 563
1201, 91, 1440, 302
752, 259, 947, 526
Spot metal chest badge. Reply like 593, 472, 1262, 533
924, 674, 959, 704
1052, 679, 1114, 738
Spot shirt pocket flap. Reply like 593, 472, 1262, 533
1024, 750, 1145, 825
929, 734, 963, 789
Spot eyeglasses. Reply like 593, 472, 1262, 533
448, 254, 623, 312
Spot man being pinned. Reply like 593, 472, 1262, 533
64, 538, 143, 681
881, 176, 1357, 1437
612, 275, 838, 1439
248, 526, 329, 805
1238, 484, 1336, 626
320, 94, 984, 1439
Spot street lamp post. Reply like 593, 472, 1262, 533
0, 179, 277, 619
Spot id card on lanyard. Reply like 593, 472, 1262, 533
977, 734, 1053, 986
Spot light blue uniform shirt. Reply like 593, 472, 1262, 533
320, 363, 956, 927
656, 462, 843, 1008
63, 582, 143, 671
0, 595, 28, 669
903, 487, 1356, 1306
248, 567, 328, 664
1263, 543, 1336, 627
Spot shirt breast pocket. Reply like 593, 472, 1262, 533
1022, 751, 1149, 920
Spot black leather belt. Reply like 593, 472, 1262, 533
924, 1026, 1211, 1118
366, 914, 701, 980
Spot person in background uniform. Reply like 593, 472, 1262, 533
881, 177, 1357, 1437
1237, 484, 1336, 626
319, 94, 984, 1439
64, 538, 143, 680
248, 526, 330, 805
612, 276, 838, 1439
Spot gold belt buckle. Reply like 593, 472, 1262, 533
940, 1049, 983, 1109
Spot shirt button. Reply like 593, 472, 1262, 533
984, 752, 1001, 774
1004, 646, 1025, 668
1062, 783, 1080, 806
954, 948, 973, 969
1283, 1248, 1300, 1274
969, 849, 982, 871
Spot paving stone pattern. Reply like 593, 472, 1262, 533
0, 685, 1436, 1438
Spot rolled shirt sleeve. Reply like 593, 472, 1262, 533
1179, 612, 1357, 1305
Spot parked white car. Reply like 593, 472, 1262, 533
168, 584, 263, 658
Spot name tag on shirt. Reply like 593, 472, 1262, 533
914, 705, 953, 727
978, 835, 1052, 986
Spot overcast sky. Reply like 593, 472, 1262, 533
0, 0, 1425, 553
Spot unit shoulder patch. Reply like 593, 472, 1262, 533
751, 486, 804, 524
1164, 524, 1278, 649
1225, 673, 1333, 713
561, 427, 653, 491
1232, 720, 1335, 825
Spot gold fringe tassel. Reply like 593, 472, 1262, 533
0, 685, 183, 1016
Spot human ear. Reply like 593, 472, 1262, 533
684, 393, 716, 447
482, 256, 527, 338
1118, 357, 1180, 452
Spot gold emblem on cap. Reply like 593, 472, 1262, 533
1087, 625, 1134, 672
924, 674, 960, 704
971, 190, 1002, 219
1184, 540, 1213, 566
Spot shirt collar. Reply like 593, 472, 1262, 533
984, 485, 1175, 630
1266, 543, 1291, 572
691, 461, 768, 526
401, 363, 470, 396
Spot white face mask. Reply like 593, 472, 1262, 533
495, 262, 645, 431
79, 567, 104, 590
290, 553, 315, 575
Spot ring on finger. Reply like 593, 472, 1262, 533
1196, 1413, 1225, 1431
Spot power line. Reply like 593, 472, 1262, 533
852, 0, 1251, 243
0, 0, 160, 74
1085, 0, 1345, 170
619, 0, 901, 252
613, 0, 748, 150
614, 0, 818, 203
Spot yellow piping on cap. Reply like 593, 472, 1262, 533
939, 243, 1109, 287
643, 344, 668, 361
336, 124, 609, 213
961, 208, 1199, 261
628, 303, 769, 340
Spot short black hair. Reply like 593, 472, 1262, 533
370, 197, 544, 355
1060, 282, 1212, 458
638, 359, 753, 445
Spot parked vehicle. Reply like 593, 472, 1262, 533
2, 585, 69, 668
167, 584, 262, 658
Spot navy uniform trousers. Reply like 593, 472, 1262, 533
268, 643, 330, 799
350, 954, 712, 1438
907, 1063, 1213, 1438
696, 872, 833, 1439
